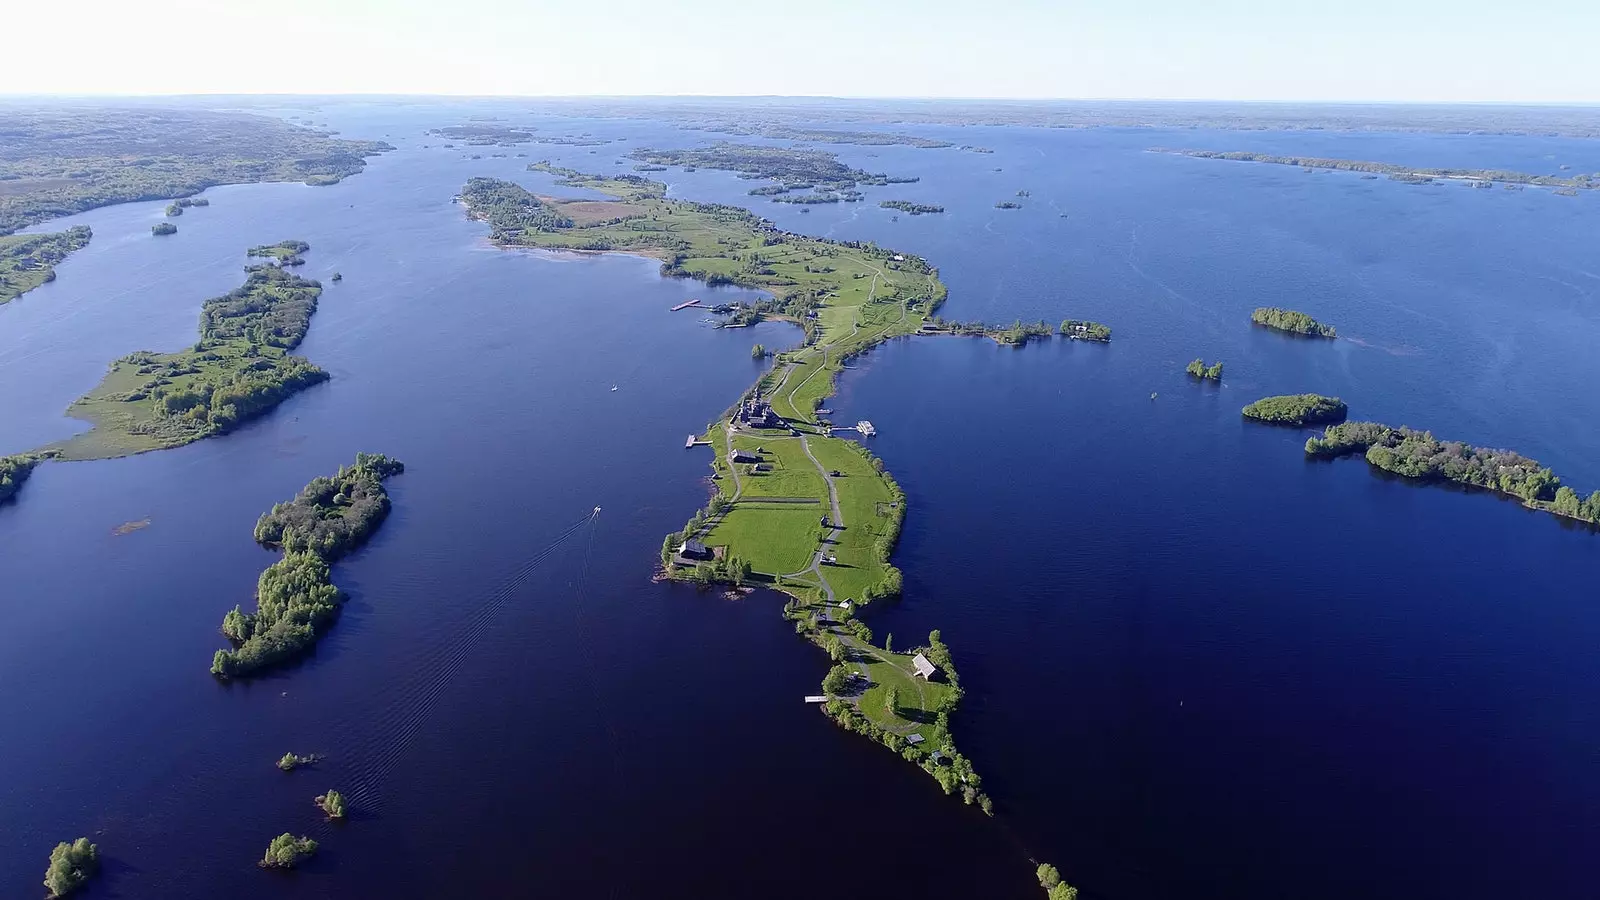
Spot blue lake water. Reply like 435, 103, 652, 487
2, 102, 1597, 899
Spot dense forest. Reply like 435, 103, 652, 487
1251, 307, 1336, 337
460, 176, 574, 238
213, 453, 405, 679
0, 454, 46, 503
0, 226, 92, 305
259, 834, 317, 869
1242, 394, 1348, 425
1162, 149, 1598, 190
42, 838, 98, 899
59, 249, 329, 458
1305, 422, 1599, 521
628, 144, 918, 191
0, 108, 390, 234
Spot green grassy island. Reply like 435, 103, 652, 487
1251, 306, 1336, 337
879, 200, 945, 215
44, 244, 328, 461
259, 834, 317, 869
0, 226, 92, 306
0, 107, 389, 236
1156, 148, 1599, 191
42, 838, 98, 899
1186, 358, 1224, 380
213, 453, 404, 678
461, 166, 999, 810
1242, 393, 1348, 426
1061, 319, 1112, 342
1305, 421, 1600, 525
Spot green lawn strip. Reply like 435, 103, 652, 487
701, 503, 821, 576
727, 434, 826, 498
856, 648, 953, 740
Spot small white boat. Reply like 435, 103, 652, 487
610, 385, 618, 392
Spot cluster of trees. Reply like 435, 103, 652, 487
0, 226, 92, 305
1305, 421, 1596, 516
1242, 394, 1348, 426
1036, 864, 1080, 900
822, 663, 853, 694
879, 200, 944, 215
277, 752, 316, 772
43, 838, 98, 898
213, 454, 404, 678
259, 834, 318, 869
994, 200, 1023, 209
992, 320, 1055, 346
1186, 358, 1224, 380
0, 107, 389, 236
1251, 306, 1337, 337
750, 343, 768, 359
686, 554, 752, 587
246, 239, 310, 261
151, 222, 177, 236
252, 453, 405, 558
315, 790, 347, 819
1061, 319, 1112, 342
201, 264, 321, 349
459, 177, 573, 239
1, 453, 43, 503
144, 355, 330, 439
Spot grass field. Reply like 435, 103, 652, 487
856, 647, 956, 741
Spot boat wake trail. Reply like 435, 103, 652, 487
340, 509, 600, 809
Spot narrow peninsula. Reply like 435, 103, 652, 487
213, 453, 405, 679
45, 243, 329, 461
0, 226, 91, 306
461, 166, 992, 811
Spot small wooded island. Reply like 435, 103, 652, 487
42, 838, 98, 899
1187, 358, 1224, 380
151, 222, 177, 236
0, 453, 48, 503
1061, 319, 1112, 342
1242, 393, 1348, 425
1251, 306, 1336, 337
879, 200, 945, 215
213, 453, 405, 678
259, 834, 317, 869
0, 226, 92, 306
42, 242, 328, 461
1305, 421, 1600, 525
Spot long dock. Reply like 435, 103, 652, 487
670, 298, 703, 312
685, 435, 710, 448
803, 695, 829, 704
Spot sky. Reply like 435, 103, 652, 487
6, 0, 1600, 103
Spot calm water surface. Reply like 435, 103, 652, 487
2, 102, 1597, 899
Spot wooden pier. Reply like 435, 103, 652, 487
803, 695, 829, 704
670, 298, 703, 312
685, 435, 710, 448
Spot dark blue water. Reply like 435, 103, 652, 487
3, 102, 1598, 899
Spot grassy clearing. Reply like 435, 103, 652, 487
856, 648, 955, 741
702, 503, 822, 576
